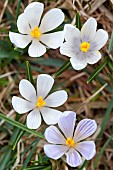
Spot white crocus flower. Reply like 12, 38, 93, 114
12, 74, 68, 129
60, 17, 108, 70
9, 2, 64, 57
44, 111, 97, 167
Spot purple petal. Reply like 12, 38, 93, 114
74, 119, 97, 142
75, 141, 96, 160
58, 111, 76, 138
66, 148, 82, 167
45, 126, 66, 144
44, 144, 68, 160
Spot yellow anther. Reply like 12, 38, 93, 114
30, 26, 41, 39
36, 96, 46, 109
80, 42, 90, 52
66, 137, 75, 148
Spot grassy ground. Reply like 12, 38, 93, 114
0, 0, 113, 169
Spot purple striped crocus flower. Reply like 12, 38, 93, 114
44, 111, 97, 167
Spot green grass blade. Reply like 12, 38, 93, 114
76, 12, 82, 30
54, 59, 71, 77
108, 60, 113, 71
0, 128, 20, 170
87, 59, 107, 83
98, 97, 113, 138
16, 0, 22, 20
22, 140, 40, 169
108, 30, 113, 54
12, 130, 24, 150
0, 113, 44, 139
93, 134, 113, 168
0, 150, 12, 170
26, 61, 34, 85
78, 160, 88, 170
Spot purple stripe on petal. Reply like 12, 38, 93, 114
45, 126, 66, 144
58, 111, 76, 139
66, 148, 82, 167
75, 141, 96, 160
74, 119, 97, 142
44, 144, 68, 160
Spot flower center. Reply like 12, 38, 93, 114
30, 26, 41, 39
80, 42, 90, 52
66, 137, 75, 148
36, 96, 46, 109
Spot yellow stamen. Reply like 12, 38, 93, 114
80, 42, 90, 52
66, 137, 75, 148
30, 26, 41, 39
36, 96, 46, 109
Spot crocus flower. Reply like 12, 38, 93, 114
60, 17, 108, 70
12, 74, 68, 129
9, 2, 64, 57
44, 111, 97, 167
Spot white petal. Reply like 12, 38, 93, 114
44, 144, 68, 160
39, 8, 64, 33
40, 31, 64, 49
28, 40, 46, 57
60, 42, 79, 58
90, 29, 108, 50
17, 13, 31, 34
85, 51, 101, 64
66, 148, 82, 167
74, 119, 97, 142
45, 90, 68, 107
70, 53, 87, 70
19, 79, 37, 103
41, 107, 62, 125
27, 108, 41, 129
12, 96, 34, 114
58, 111, 76, 138
75, 141, 96, 160
37, 74, 54, 99
24, 2, 44, 29
81, 17, 97, 42
9, 32, 31, 48
64, 24, 80, 42
45, 126, 66, 144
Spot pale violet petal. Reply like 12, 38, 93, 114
40, 107, 62, 125
45, 126, 66, 144
58, 111, 76, 138
17, 13, 31, 34
90, 29, 108, 50
39, 8, 64, 33
19, 79, 37, 103
74, 119, 97, 142
81, 17, 97, 42
60, 42, 79, 58
37, 74, 54, 99
64, 24, 80, 42
12, 96, 34, 114
24, 2, 44, 29
85, 51, 101, 64
28, 40, 46, 57
44, 144, 68, 160
70, 53, 87, 70
9, 32, 31, 48
45, 90, 68, 107
27, 108, 41, 129
40, 31, 64, 49
75, 141, 96, 160
66, 148, 82, 167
